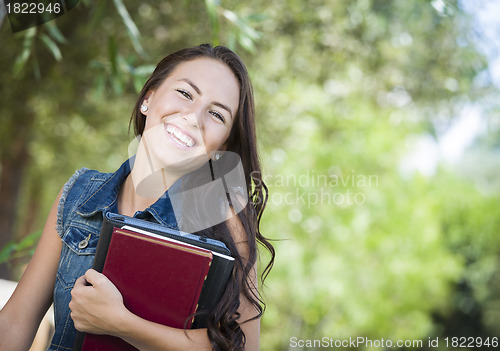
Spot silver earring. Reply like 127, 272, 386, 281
140, 105, 148, 113
215, 152, 221, 160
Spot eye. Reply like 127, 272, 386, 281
210, 111, 226, 124
176, 89, 192, 100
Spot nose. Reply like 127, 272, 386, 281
181, 111, 207, 148
182, 100, 206, 129
182, 112, 202, 130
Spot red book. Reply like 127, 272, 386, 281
81, 227, 213, 351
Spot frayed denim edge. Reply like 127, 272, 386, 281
55, 168, 89, 238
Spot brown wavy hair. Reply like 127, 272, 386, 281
130, 44, 275, 350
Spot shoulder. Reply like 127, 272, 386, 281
55, 167, 112, 236
58, 167, 117, 203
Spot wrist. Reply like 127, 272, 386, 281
108, 305, 136, 339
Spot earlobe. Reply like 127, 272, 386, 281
140, 91, 154, 115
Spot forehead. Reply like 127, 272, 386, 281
166, 58, 240, 108
172, 57, 233, 77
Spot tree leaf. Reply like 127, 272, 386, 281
133, 65, 156, 76
18, 230, 42, 249
112, 0, 147, 59
40, 34, 62, 61
227, 31, 236, 51
205, 0, 220, 45
13, 46, 32, 77
0, 243, 16, 264
238, 34, 255, 53
44, 22, 67, 44
32, 50, 41, 80
109, 36, 118, 76
223, 10, 260, 40
13, 28, 36, 77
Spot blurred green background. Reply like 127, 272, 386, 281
1, 0, 499, 350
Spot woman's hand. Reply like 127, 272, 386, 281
69, 269, 128, 336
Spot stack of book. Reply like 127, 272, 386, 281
73, 212, 234, 351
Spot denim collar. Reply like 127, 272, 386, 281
75, 158, 178, 229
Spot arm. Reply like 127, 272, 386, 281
69, 212, 260, 351
0, 191, 63, 350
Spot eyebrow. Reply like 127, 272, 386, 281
179, 78, 201, 95
178, 78, 233, 119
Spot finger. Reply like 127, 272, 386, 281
71, 277, 88, 302
74, 275, 88, 288
84, 268, 107, 287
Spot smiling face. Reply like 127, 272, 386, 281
139, 57, 240, 175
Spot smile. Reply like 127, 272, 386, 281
165, 124, 196, 148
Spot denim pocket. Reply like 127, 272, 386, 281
56, 225, 98, 289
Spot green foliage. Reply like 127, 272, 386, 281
112, 0, 148, 59
0, 230, 41, 265
12, 27, 36, 77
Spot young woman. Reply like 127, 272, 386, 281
0, 44, 274, 351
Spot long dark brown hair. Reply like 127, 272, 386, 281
130, 44, 275, 351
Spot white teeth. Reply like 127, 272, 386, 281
166, 125, 195, 147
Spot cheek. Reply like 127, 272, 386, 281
142, 115, 155, 132
151, 92, 182, 113
204, 126, 231, 150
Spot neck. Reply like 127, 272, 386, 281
133, 132, 186, 194
117, 175, 152, 216
117, 168, 180, 216
118, 143, 183, 216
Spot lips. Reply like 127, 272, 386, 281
165, 124, 196, 148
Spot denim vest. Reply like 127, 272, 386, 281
48, 159, 178, 351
